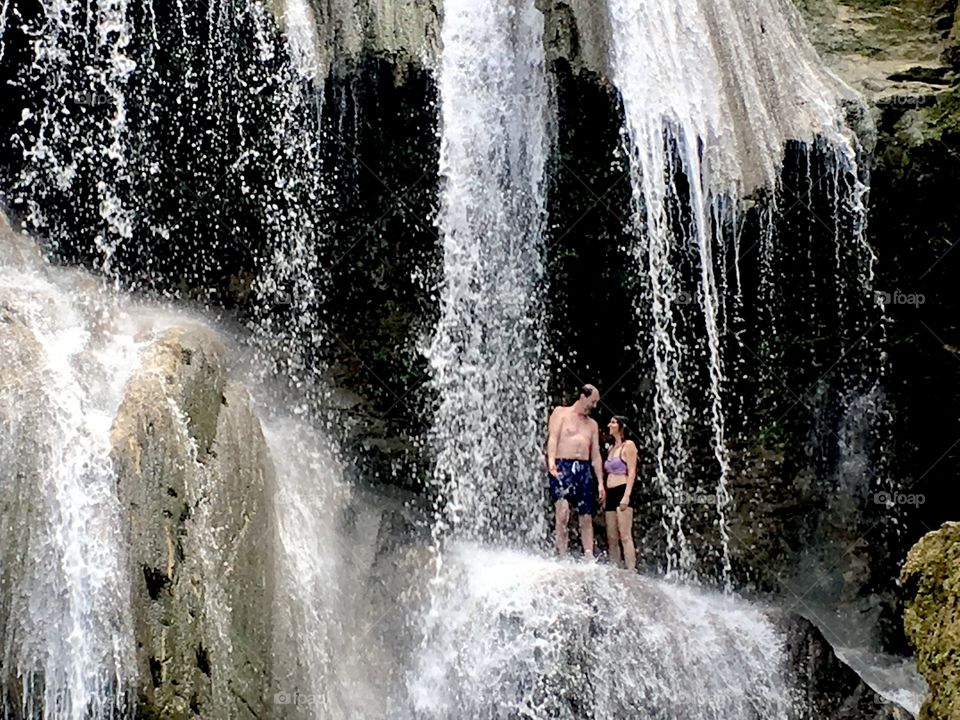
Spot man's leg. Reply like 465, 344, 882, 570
555, 499, 570, 555
579, 514, 594, 558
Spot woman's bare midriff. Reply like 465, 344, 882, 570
607, 473, 628, 489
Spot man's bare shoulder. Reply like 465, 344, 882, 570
549, 405, 572, 421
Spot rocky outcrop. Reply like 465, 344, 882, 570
112, 325, 275, 720
900, 523, 960, 720
0, 312, 47, 693
266, 0, 442, 76
779, 615, 914, 719
796, 0, 957, 100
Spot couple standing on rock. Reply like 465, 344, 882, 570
545, 384, 638, 569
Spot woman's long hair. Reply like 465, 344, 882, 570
611, 416, 633, 444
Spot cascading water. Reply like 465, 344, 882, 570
411, 544, 796, 719
0, 219, 142, 719
606, 0, 876, 583
0, 0, 923, 718
6, 0, 331, 391
426, 0, 552, 543
0, 216, 382, 720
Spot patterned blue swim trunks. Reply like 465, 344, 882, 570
549, 459, 597, 516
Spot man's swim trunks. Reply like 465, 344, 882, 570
549, 459, 597, 516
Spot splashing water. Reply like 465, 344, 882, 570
606, 0, 874, 583
426, 0, 553, 545
13, 0, 137, 274
8, 0, 330, 392
411, 544, 796, 719
263, 413, 353, 716
0, 223, 143, 719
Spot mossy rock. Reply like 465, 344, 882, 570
901, 522, 960, 720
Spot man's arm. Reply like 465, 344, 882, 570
590, 420, 605, 503
546, 408, 560, 477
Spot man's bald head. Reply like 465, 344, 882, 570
576, 384, 600, 414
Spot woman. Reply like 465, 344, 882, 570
604, 416, 638, 570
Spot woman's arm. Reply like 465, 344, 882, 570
622, 441, 639, 508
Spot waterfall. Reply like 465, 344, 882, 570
0, 214, 374, 719
605, 0, 873, 583
264, 413, 353, 715
12, 0, 137, 274
411, 544, 795, 719
426, 0, 553, 543
8, 0, 329, 390
0, 222, 142, 718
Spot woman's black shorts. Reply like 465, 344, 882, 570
605, 484, 633, 512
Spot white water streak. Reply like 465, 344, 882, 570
427, 0, 552, 544
607, 0, 863, 582
0, 246, 142, 719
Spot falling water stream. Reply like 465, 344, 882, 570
606, 0, 873, 583
426, 0, 552, 544
0, 221, 140, 719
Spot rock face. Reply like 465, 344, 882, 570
0, 312, 47, 696
795, 0, 957, 101
900, 523, 960, 720
778, 615, 914, 720
266, 0, 442, 75
112, 325, 275, 719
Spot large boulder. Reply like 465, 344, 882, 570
900, 523, 960, 720
112, 325, 275, 719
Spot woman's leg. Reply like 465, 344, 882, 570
605, 511, 622, 565
617, 507, 636, 571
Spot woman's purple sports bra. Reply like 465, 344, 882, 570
604, 448, 628, 475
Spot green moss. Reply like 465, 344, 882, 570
901, 522, 960, 720
893, 87, 960, 148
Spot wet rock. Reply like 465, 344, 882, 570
900, 522, 960, 720
267, 0, 442, 76
112, 325, 275, 720
795, 0, 957, 102
778, 614, 914, 719
0, 211, 44, 270
0, 312, 48, 684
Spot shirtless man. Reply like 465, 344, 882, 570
546, 385, 605, 556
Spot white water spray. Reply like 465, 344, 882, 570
0, 223, 143, 719
427, 0, 553, 544
411, 544, 796, 719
